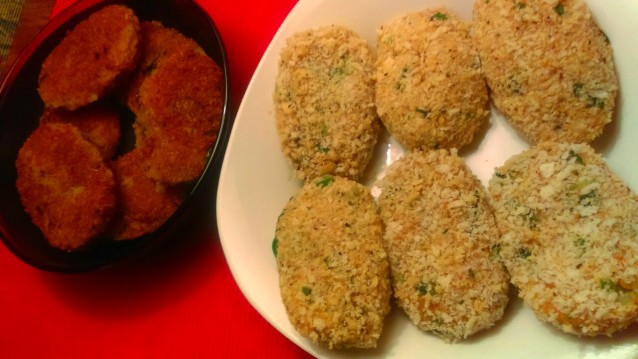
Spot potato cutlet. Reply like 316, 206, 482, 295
377, 150, 510, 341
375, 8, 489, 151
276, 175, 392, 349
40, 103, 121, 160
109, 148, 183, 240
16, 123, 116, 251
472, 0, 618, 144
273, 25, 380, 182
38, 5, 141, 110
488, 142, 638, 336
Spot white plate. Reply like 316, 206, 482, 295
216, 0, 638, 357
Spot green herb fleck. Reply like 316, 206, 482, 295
600, 279, 622, 293
574, 238, 586, 247
517, 247, 532, 258
567, 150, 585, 165
554, 3, 565, 15
515, 2, 526, 9
315, 175, 334, 188
587, 96, 605, 109
416, 107, 430, 117
302, 286, 312, 296
316, 143, 329, 153
495, 172, 506, 179
491, 243, 502, 256
602, 31, 610, 44
579, 189, 597, 206
272, 237, 278, 257
523, 208, 538, 229
430, 12, 448, 21
416, 281, 437, 296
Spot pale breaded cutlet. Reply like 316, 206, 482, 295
40, 103, 121, 160
488, 142, 638, 336
375, 8, 490, 151
275, 175, 392, 349
16, 123, 116, 251
274, 25, 380, 182
472, 0, 618, 144
109, 148, 183, 240
377, 150, 510, 341
38, 5, 141, 110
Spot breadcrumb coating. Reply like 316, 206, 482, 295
109, 148, 183, 240
276, 176, 391, 349
16, 123, 116, 250
274, 25, 380, 182
472, 0, 618, 144
488, 143, 638, 336
377, 150, 510, 341
38, 5, 141, 110
40, 104, 121, 160
375, 8, 490, 150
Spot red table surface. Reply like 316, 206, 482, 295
0, 0, 314, 358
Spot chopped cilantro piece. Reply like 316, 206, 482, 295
517, 247, 532, 258
315, 175, 334, 188
430, 12, 448, 21
302, 286, 312, 296
572, 82, 583, 97
416, 107, 430, 117
272, 237, 279, 257
554, 3, 565, 15
567, 150, 585, 165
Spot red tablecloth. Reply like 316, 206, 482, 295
0, 0, 313, 358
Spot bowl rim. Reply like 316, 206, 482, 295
0, 0, 232, 273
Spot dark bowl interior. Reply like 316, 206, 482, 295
0, 0, 230, 273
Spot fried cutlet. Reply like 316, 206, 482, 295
16, 123, 116, 250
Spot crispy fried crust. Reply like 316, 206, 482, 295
488, 143, 638, 336
40, 104, 121, 160
472, 0, 618, 143
377, 150, 510, 341
375, 8, 489, 150
274, 25, 380, 182
38, 5, 141, 110
125, 21, 224, 184
109, 148, 183, 240
276, 176, 392, 349
16, 123, 116, 250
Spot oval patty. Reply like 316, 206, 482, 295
488, 142, 638, 336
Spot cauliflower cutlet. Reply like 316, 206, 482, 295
274, 25, 380, 182
375, 8, 489, 150
488, 142, 638, 336
38, 5, 141, 110
109, 148, 183, 240
472, 0, 618, 144
377, 150, 510, 341
276, 175, 391, 349
40, 104, 121, 160
16, 123, 116, 251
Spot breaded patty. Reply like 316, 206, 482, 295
38, 5, 141, 110
135, 47, 223, 184
109, 148, 183, 240
124, 21, 203, 114
377, 150, 510, 341
40, 104, 121, 160
16, 123, 116, 251
488, 143, 638, 336
274, 25, 380, 182
275, 175, 391, 349
375, 8, 490, 150
473, 0, 618, 144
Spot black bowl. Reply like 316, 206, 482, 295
0, 0, 230, 273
